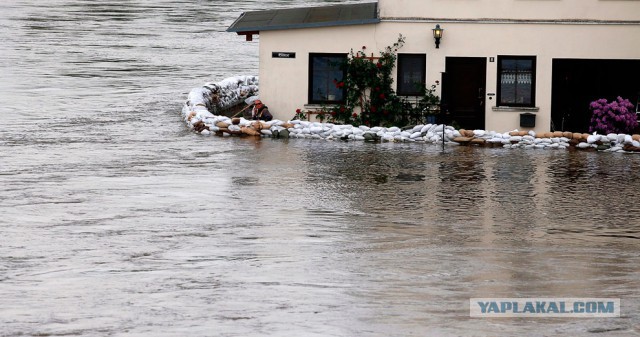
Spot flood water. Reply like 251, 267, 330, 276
1, 1, 639, 336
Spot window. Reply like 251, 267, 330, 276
397, 54, 427, 96
497, 56, 536, 107
309, 53, 347, 104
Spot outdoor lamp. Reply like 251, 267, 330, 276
433, 24, 444, 49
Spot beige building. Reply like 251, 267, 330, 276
228, 0, 640, 133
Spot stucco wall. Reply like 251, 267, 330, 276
258, 25, 378, 121
258, 20, 640, 133
379, 0, 640, 22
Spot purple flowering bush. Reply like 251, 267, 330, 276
589, 97, 638, 134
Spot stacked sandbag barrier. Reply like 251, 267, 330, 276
182, 110, 640, 153
184, 75, 259, 115
183, 77, 640, 153
453, 129, 640, 153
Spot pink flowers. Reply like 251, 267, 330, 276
589, 97, 638, 134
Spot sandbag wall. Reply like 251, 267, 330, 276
184, 75, 259, 115
183, 76, 640, 153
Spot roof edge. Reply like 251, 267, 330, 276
227, 12, 246, 32
226, 2, 379, 34
227, 18, 381, 33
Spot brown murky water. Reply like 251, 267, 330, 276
1, 1, 639, 336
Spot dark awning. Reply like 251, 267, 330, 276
227, 2, 379, 35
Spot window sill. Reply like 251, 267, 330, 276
304, 103, 342, 109
492, 106, 540, 112
304, 104, 325, 109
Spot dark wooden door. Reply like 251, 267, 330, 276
443, 57, 487, 130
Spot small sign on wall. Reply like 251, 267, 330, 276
272, 52, 296, 59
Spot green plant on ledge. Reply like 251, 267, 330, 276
405, 82, 441, 125
294, 106, 337, 122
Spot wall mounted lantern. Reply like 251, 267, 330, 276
432, 24, 444, 49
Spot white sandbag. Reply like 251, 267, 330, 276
587, 135, 601, 144
310, 126, 323, 134
509, 136, 522, 142
577, 142, 591, 148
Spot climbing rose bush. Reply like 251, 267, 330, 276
589, 97, 638, 134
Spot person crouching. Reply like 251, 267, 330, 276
251, 100, 273, 121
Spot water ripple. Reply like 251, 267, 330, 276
1, 0, 639, 336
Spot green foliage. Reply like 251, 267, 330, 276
402, 83, 441, 125
296, 35, 441, 127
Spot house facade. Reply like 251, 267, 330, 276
228, 0, 640, 133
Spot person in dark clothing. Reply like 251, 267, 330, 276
251, 100, 273, 121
